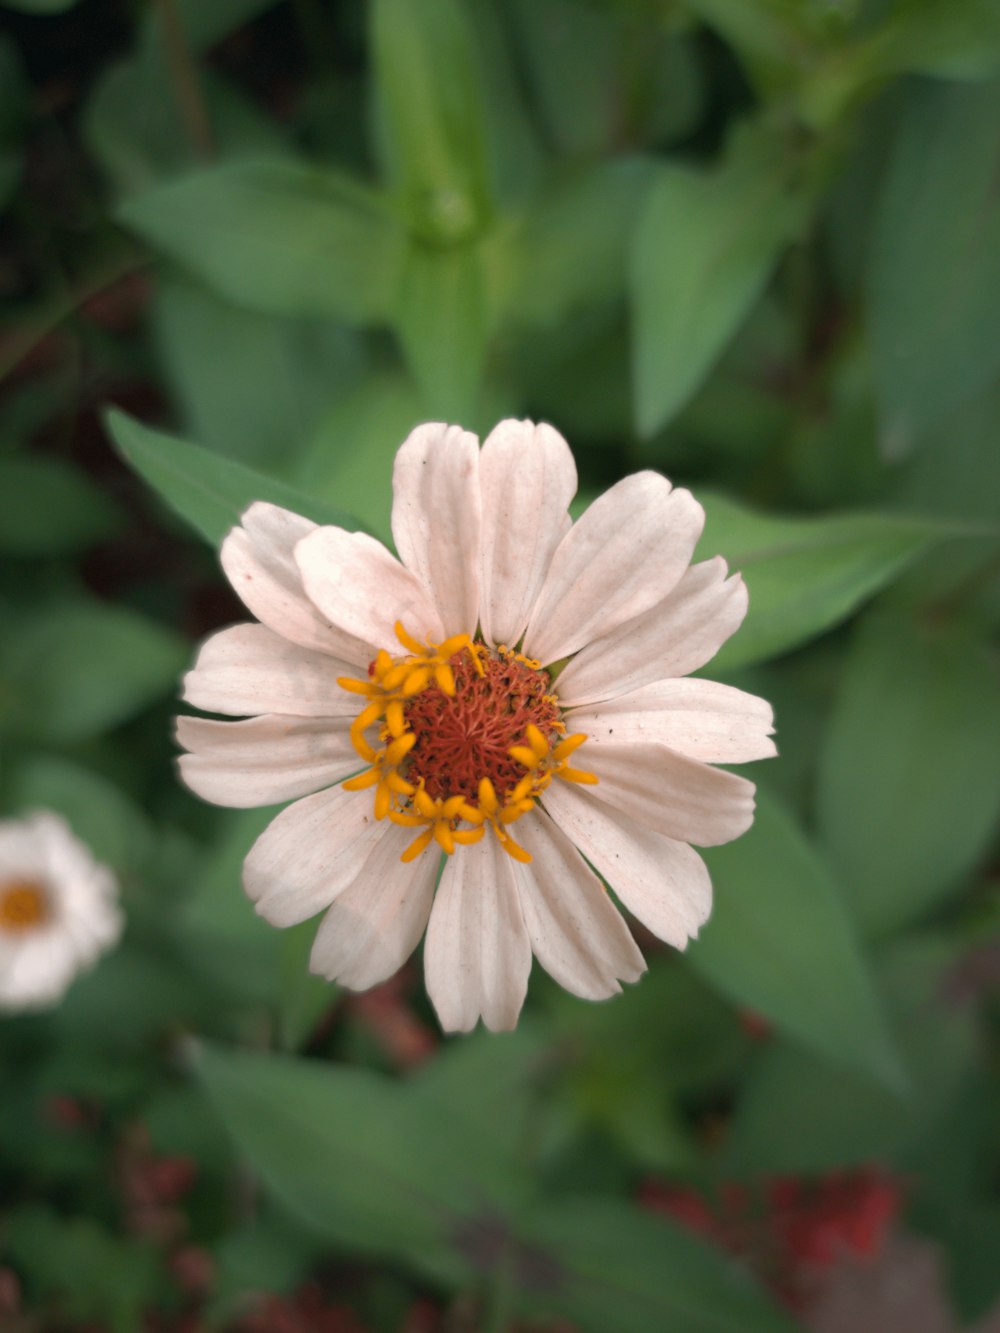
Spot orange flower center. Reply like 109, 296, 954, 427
339, 623, 598, 864
0, 879, 50, 934
403, 648, 562, 803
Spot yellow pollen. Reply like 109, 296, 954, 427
0, 879, 50, 933
507, 724, 599, 790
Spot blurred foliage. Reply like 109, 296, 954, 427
0, 0, 998, 1329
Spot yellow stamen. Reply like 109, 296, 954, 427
0, 879, 50, 933
508, 727, 598, 791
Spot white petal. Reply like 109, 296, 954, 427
390, 422, 481, 637
522, 473, 705, 665
0, 933, 77, 1009
512, 810, 646, 999
542, 781, 711, 948
556, 558, 748, 707
581, 740, 756, 846
177, 714, 358, 808
478, 419, 578, 648
295, 527, 444, 656
568, 678, 776, 763
182, 624, 359, 718
310, 823, 438, 990
424, 835, 530, 1033
243, 785, 390, 927
221, 503, 368, 662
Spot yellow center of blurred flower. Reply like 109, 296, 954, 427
0, 879, 50, 933
339, 622, 598, 863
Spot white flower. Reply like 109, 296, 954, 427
178, 420, 774, 1032
0, 811, 123, 1011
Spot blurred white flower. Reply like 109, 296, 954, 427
0, 811, 123, 1011
178, 420, 774, 1031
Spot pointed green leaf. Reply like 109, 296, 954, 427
192, 1041, 528, 1283
868, 76, 1000, 457
520, 1199, 797, 1333
106, 409, 355, 547
691, 788, 903, 1087
818, 613, 1000, 938
631, 128, 803, 436
118, 158, 405, 322
701, 493, 949, 670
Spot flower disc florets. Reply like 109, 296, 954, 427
338, 623, 595, 864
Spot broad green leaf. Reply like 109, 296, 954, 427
519, 1199, 797, 1333
371, 0, 491, 242
139, 0, 279, 57
393, 241, 491, 421
153, 274, 364, 466
85, 58, 288, 196
118, 158, 405, 323
723, 936, 977, 1174
107, 409, 356, 547
700, 493, 947, 671
510, 159, 655, 330
192, 1040, 528, 1284
867, 76, 1000, 457
818, 613, 1000, 938
276, 920, 336, 1052
692, 788, 903, 1087
0, 455, 121, 555
295, 371, 428, 543
630, 127, 804, 436
0, 597, 187, 744
866, 0, 1000, 81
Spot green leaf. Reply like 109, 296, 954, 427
118, 157, 405, 323
106, 409, 356, 547
0, 597, 187, 744
700, 493, 948, 671
520, 1198, 797, 1333
867, 75, 1000, 457
510, 159, 655, 329
691, 788, 903, 1088
723, 936, 977, 1175
630, 126, 804, 436
192, 1040, 528, 1284
817, 613, 1000, 938
153, 274, 364, 466
139, 0, 280, 57
866, 0, 1000, 81
294, 371, 428, 543
0, 455, 121, 555
371, 0, 491, 243
276, 919, 336, 1052
84, 58, 288, 197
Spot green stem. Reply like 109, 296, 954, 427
155, 0, 214, 160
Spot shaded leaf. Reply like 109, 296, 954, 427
817, 613, 1000, 938
723, 936, 978, 1174
520, 1198, 797, 1333
631, 127, 804, 436
692, 788, 903, 1088
0, 597, 187, 744
107, 409, 356, 548
0, 455, 121, 555
118, 157, 405, 323
867, 75, 1000, 457
700, 493, 950, 671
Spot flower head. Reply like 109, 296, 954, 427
0, 811, 123, 1011
178, 420, 774, 1031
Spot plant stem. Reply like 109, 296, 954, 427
155, 0, 214, 160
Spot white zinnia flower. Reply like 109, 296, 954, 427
0, 811, 123, 1011
178, 421, 774, 1032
